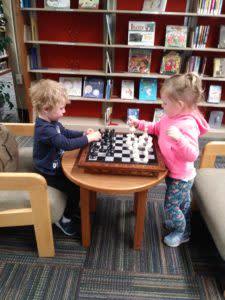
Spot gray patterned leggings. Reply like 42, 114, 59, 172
164, 177, 194, 235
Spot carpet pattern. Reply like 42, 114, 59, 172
0, 136, 224, 299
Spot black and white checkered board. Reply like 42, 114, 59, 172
86, 133, 156, 165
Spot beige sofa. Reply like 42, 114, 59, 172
0, 123, 66, 256
192, 141, 225, 298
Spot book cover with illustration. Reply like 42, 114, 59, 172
128, 21, 155, 46
59, 77, 82, 97
213, 58, 225, 77
142, 0, 167, 12
139, 78, 157, 101
160, 51, 182, 75
83, 77, 104, 98
78, 0, 99, 9
121, 80, 134, 100
207, 85, 222, 103
218, 25, 225, 48
128, 48, 152, 74
153, 108, 165, 123
127, 108, 140, 123
165, 25, 188, 48
44, 0, 70, 8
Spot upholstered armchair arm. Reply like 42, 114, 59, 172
200, 141, 225, 168
0, 172, 54, 256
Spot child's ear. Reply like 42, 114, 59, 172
42, 105, 49, 114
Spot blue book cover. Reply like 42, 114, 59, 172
83, 77, 105, 99
139, 78, 157, 101
127, 108, 140, 123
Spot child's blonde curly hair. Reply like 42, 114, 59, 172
160, 72, 205, 108
30, 79, 70, 115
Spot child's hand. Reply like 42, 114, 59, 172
85, 128, 95, 135
167, 126, 182, 141
128, 116, 139, 128
87, 131, 102, 143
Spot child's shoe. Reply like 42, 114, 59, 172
163, 220, 174, 231
164, 231, 190, 247
55, 217, 81, 239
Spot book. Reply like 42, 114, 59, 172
165, 25, 188, 48
127, 108, 140, 123
83, 77, 104, 98
207, 85, 222, 103
128, 21, 155, 46
29, 47, 38, 69
160, 51, 182, 75
44, 0, 70, 8
104, 106, 113, 126
30, 15, 38, 40
142, 0, 167, 12
128, 48, 152, 74
106, 14, 113, 45
218, 25, 225, 48
121, 80, 134, 100
105, 79, 113, 100
213, 58, 225, 77
78, 0, 99, 9
59, 77, 82, 97
139, 78, 157, 101
106, 50, 112, 73
208, 111, 224, 128
153, 108, 164, 123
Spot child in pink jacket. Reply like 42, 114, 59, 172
129, 73, 209, 247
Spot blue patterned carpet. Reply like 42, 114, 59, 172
0, 137, 224, 299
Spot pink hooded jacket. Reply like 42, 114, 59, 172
138, 112, 209, 180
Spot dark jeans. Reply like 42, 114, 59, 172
37, 169, 80, 219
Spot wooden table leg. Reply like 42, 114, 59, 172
133, 190, 148, 250
90, 191, 97, 213
80, 187, 91, 247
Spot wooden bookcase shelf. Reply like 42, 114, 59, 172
14, 0, 225, 134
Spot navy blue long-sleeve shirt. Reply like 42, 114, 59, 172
33, 117, 88, 175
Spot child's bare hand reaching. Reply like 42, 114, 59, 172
167, 126, 182, 141
87, 130, 102, 143
128, 116, 139, 128
85, 128, 95, 135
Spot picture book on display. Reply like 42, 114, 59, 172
128, 21, 155, 46
165, 25, 188, 48
78, 0, 99, 9
139, 78, 157, 101
104, 107, 113, 126
213, 58, 225, 77
218, 25, 225, 48
59, 77, 82, 97
121, 80, 134, 100
208, 111, 224, 129
128, 49, 152, 74
160, 51, 182, 75
153, 108, 164, 123
207, 85, 222, 103
127, 108, 140, 123
142, 0, 167, 12
44, 0, 70, 8
83, 77, 104, 98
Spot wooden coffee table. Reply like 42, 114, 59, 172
62, 149, 167, 250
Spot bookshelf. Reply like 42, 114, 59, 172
14, 0, 225, 135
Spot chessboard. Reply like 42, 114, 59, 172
77, 129, 166, 177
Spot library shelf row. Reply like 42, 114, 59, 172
28, 68, 225, 82
21, 7, 225, 18
25, 40, 225, 53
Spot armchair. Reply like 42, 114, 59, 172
0, 123, 66, 257
192, 141, 225, 297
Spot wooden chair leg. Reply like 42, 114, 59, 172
30, 191, 54, 257
80, 187, 91, 247
90, 191, 97, 213
133, 190, 148, 250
